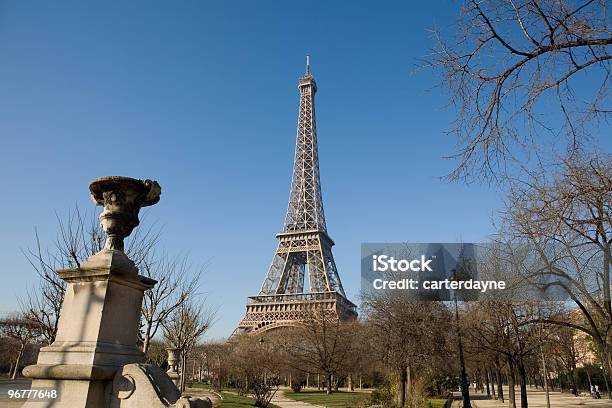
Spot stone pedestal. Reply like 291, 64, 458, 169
23, 249, 156, 407
23, 176, 160, 408
22, 176, 211, 408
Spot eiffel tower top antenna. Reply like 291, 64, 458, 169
306, 54, 310, 74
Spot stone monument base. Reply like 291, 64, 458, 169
20, 177, 209, 407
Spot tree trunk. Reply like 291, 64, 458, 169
326, 373, 332, 395
142, 322, 152, 354
546, 368, 553, 391
11, 343, 25, 379
398, 365, 407, 407
485, 369, 490, 396
454, 297, 472, 408
597, 200, 612, 399
489, 368, 496, 399
569, 368, 577, 396
508, 358, 516, 408
602, 362, 611, 400
180, 352, 187, 392
496, 366, 504, 403
517, 358, 528, 408
599, 348, 612, 399
407, 364, 413, 403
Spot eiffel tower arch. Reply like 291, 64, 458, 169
235, 58, 357, 335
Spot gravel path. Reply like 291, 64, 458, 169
270, 392, 323, 408
469, 386, 612, 407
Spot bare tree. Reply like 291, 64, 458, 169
144, 339, 170, 367
464, 300, 545, 408
362, 290, 452, 407
199, 341, 229, 390
428, 0, 611, 181
504, 153, 612, 390
340, 322, 374, 392
0, 313, 43, 379
163, 299, 215, 391
549, 324, 580, 395
228, 335, 282, 407
20, 206, 159, 344
19, 236, 64, 345
140, 253, 202, 354
283, 311, 357, 395
189, 345, 208, 383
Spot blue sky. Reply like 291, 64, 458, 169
0, 1, 604, 339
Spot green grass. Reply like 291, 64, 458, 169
218, 391, 281, 408
283, 390, 369, 407
190, 382, 214, 389
427, 398, 447, 408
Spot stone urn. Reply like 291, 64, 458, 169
166, 347, 181, 387
89, 176, 161, 252
78, 176, 162, 275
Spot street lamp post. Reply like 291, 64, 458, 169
452, 269, 472, 408
537, 310, 551, 408
259, 337, 267, 385
217, 355, 221, 390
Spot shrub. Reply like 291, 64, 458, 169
370, 382, 396, 407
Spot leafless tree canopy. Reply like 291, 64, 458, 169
227, 335, 282, 407
281, 311, 358, 395
502, 152, 612, 390
464, 300, 547, 407
429, 0, 610, 182
19, 205, 203, 351
141, 253, 202, 354
163, 300, 215, 391
0, 313, 43, 379
362, 289, 452, 406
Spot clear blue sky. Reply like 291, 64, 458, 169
0, 1, 594, 339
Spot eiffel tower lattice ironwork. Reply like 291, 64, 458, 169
236, 58, 357, 335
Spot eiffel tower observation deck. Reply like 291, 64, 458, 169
236, 57, 357, 335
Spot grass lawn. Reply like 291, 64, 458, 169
283, 390, 369, 407
427, 398, 447, 408
218, 391, 281, 408
190, 383, 214, 389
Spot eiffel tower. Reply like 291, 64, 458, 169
236, 58, 357, 335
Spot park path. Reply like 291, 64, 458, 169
270, 392, 323, 408
469, 386, 612, 407
183, 386, 223, 405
